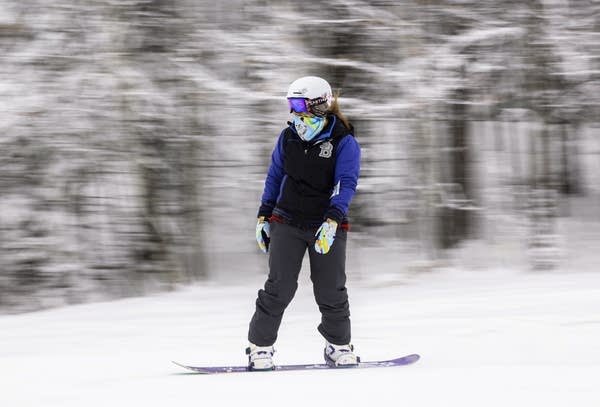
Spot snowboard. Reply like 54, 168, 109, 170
173, 353, 419, 374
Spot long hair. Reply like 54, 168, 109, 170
328, 90, 352, 130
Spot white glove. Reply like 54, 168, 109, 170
314, 219, 338, 255
255, 216, 270, 253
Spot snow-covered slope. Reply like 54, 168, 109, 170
1, 268, 599, 407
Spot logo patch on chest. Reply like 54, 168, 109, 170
318, 141, 333, 158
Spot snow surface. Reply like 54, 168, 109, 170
1, 268, 599, 407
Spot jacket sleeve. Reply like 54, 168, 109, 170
324, 135, 361, 224
257, 131, 286, 218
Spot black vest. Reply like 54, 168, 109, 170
276, 116, 353, 226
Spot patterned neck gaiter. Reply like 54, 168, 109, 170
292, 114, 326, 141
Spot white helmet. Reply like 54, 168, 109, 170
286, 76, 333, 116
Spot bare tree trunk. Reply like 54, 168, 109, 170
559, 122, 582, 196
439, 86, 472, 249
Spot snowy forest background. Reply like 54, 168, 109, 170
1, 0, 599, 313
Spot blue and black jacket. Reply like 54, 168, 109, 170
257, 114, 361, 229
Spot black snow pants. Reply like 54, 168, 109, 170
248, 221, 351, 346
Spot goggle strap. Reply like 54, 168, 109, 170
307, 96, 328, 107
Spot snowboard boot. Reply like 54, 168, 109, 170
246, 343, 275, 371
324, 341, 359, 367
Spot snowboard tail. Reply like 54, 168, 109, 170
173, 354, 419, 374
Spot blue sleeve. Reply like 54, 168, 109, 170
324, 135, 361, 223
257, 131, 286, 218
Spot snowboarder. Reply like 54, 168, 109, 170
247, 76, 361, 370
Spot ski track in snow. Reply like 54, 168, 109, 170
1, 269, 599, 407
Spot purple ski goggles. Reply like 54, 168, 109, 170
288, 97, 310, 114
288, 96, 329, 116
